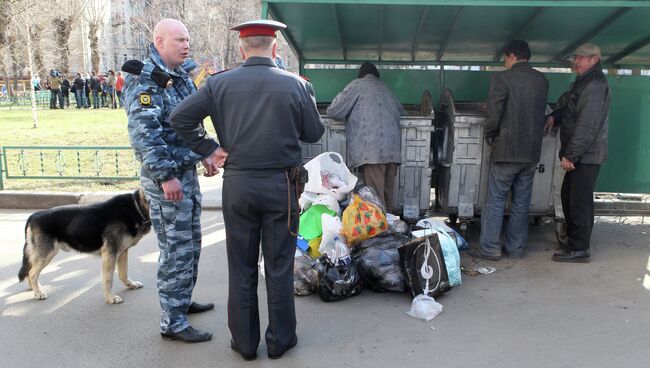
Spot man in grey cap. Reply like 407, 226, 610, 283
545, 43, 610, 263
170, 19, 324, 360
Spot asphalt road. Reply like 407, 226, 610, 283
1, 209, 649, 368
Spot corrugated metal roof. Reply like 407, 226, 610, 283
263, 0, 650, 67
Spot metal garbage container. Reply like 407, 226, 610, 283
301, 109, 435, 220
433, 88, 563, 233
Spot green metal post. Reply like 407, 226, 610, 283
261, 1, 269, 19
0, 147, 4, 190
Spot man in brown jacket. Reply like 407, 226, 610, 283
472, 40, 549, 261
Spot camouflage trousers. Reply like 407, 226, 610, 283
140, 167, 202, 333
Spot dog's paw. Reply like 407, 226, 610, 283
34, 290, 48, 300
105, 294, 124, 304
126, 280, 143, 289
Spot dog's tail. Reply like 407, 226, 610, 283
18, 219, 32, 282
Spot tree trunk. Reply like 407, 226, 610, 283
29, 24, 44, 78
88, 22, 101, 74
54, 16, 73, 74
25, 24, 38, 128
8, 33, 19, 102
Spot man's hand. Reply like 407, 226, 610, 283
201, 157, 219, 177
561, 156, 575, 172
210, 147, 229, 168
161, 178, 183, 201
544, 116, 555, 136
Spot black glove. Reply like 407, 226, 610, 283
121, 60, 172, 89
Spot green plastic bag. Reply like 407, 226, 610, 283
299, 204, 337, 240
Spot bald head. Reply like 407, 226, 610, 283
153, 19, 191, 69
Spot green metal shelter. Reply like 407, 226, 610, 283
261, 0, 650, 194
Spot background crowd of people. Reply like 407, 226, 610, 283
32, 69, 124, 110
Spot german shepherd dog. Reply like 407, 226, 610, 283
18, 188, 152, 304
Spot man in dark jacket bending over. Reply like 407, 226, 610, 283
473, 40, 548, 261
545, 43, 610, 263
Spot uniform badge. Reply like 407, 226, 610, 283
139, 93, 152, 107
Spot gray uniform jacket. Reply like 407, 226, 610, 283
485, 61, 549, 164
123, 44, 203, 184
552, 64, 610, 164
326, 74, 406, 169
169, 57, 324, 174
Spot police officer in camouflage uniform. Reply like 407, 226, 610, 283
170, 20, 324, 360
123, 18, 222, 343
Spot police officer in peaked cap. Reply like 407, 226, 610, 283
170, 19, 324, 360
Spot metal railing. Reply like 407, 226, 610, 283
0, 146, 140, 190
0, 91, 52, 109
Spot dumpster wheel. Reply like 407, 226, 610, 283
459, 220, 469, 238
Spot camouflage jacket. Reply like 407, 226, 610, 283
123, 44, 204, 184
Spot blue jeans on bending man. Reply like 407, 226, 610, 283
479, 162, 536, 259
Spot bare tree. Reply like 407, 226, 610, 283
13, 2, 43, 128
0, 0, 15, 99
29, 24, 46, 78
52, 0, 87, 74
85, 0, 106, 74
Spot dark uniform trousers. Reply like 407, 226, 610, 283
222, 170, 298, 356
561, 163, 600, 251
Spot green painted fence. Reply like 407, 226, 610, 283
0, 146, 140, 190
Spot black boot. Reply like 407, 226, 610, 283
188, 301, 214, 314
160, 326, 212, 343
230, 340, 257, 361
552, 250, 590, 263
268, 336, 297, 360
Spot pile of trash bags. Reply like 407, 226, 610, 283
293, 152, 468, 314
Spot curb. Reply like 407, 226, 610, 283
0, 191, 222, 210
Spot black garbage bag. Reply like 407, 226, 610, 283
354, 235, 410, 292
294, 248, 320, 296
399, 234, 451, 298
317, 255, 363, 302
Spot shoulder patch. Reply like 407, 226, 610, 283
138, 93, 152, 107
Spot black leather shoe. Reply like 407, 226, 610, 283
552, 250, 590, 263
230, 340, 257, 361
188, 301, 214, 314
160, 326, 212, 343
268, 337, 297, 360
467, 249, 503, 261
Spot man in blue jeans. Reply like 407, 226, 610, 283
472, 40, 548, 260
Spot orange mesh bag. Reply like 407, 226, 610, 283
341, 194, 388, 245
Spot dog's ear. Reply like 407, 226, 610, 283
137, 187, 149, 213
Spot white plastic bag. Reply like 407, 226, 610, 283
406, 294, 443, 321
416, 218, 469, 250
304, 152, 357, 201
319, 214, 350, 262
318, 213, 341, 262
299, 192, 340, 214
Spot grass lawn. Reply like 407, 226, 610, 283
1, 108, 130, 146
0, 108, 215, 192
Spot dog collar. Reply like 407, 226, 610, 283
132, 193, 151, 226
